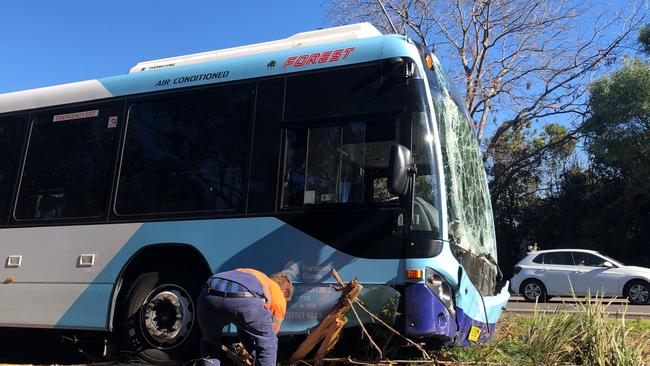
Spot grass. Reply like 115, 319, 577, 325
436, 297, 650, 365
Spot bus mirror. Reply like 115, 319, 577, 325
388, 144, 412, 196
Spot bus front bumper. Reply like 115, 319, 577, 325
403, 283, 457, 342
403, 281, 510, 345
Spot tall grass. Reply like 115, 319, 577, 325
440, 295, 648, 365
572, 295, 644, 366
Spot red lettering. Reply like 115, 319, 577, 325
295, 54, 309, 67
306, 53, 320, 65
342, 47, 356, 60
284, 46, 357, 68
283, 56, 297, 68
330, 49, 343, 62
318, 51, 333, 63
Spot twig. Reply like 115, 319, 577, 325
348, 298, 383, 359
221, 343, 255, 366
380, 333, 395, 356
353, 299, 431, 360
283, 357, 448, 365
332, 269, 346, 286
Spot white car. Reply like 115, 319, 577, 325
510, 249, 650, 304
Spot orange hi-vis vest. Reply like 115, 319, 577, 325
236, 268, 286, 333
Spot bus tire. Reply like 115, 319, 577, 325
116, 269, 201, 365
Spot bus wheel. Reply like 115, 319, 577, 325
116, 270, 201, 365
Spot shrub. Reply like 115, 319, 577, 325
438, 295, 648, 365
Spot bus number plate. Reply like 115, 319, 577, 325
468, 325, 481, 342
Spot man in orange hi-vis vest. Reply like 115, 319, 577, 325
197, 268, 293, 366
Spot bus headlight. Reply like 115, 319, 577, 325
425, 267, 455, 315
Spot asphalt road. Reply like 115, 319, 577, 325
505, 295, 650, 317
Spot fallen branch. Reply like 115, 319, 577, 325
290, 269, 363, 364
352, 299, 431, 360
348, 298, 383, 359
289, 269, 433, 364
222, 342, 255, 366
285, 356, 458, 365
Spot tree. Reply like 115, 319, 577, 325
587, 58, 650, 194
581, 53, 650, 265
328, 0, 645, 201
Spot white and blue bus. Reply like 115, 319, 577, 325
0, 23, 509, 363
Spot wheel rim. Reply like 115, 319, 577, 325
629, 284, 649, 303
524, 283, 542, 300
141, 284, 194, 349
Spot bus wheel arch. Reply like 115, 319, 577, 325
110, 244, 212, 364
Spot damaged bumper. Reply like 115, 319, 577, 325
404, 280, 510, 345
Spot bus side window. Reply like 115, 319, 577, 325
0, 116, 26, 224
116, 85, 253, 216
14, 104, 120, 221
282, 119, 397, 208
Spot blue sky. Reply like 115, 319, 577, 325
0, 1, 330, 93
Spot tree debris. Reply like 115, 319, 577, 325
289, 269, 432, 364
290, 270, 363, 363
222, 342, 255, 366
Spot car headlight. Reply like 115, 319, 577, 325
425, 267, 455, 316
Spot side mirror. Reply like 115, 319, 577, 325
601, 261, 614, 269
388, 144, 412, 196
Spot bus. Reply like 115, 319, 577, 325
0, 23, 509, 363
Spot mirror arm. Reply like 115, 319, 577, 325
408, 163, 417, 229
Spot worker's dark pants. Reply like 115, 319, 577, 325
197, 288, 277, 366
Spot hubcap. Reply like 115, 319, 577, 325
629, 284, 649, 303
141, 285, 194, 349
524, 283, 542, 300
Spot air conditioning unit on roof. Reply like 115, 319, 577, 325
129, 23, 383, 74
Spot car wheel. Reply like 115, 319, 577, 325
520, 279, 547, 302
116, 270, 202, 365
625, 280, 650, 305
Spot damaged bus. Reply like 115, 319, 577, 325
0, 23, 509, 363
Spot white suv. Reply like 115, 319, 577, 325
510, 249, 650, 304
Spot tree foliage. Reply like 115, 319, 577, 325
587, 58, 650, 193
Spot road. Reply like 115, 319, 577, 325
505, 295, 650, 317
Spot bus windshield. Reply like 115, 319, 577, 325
425, 54, 498, 261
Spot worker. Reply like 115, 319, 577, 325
197, 268, 293, 366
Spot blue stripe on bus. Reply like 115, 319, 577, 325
55, 216, 507, 331
98, 35, 418, 97
55, 217, 404, 329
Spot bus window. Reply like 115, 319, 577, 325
15, 104, 120, 220
0, 116, 26, 224
411, 112, 441, 235
116, 85, 254, 216
284, 63, 405, 121
283, 119, 397, 208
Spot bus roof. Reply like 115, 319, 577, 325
129, 23, 382, 74
0, 23, 421, 115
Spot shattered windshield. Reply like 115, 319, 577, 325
425, 55, 498, 261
